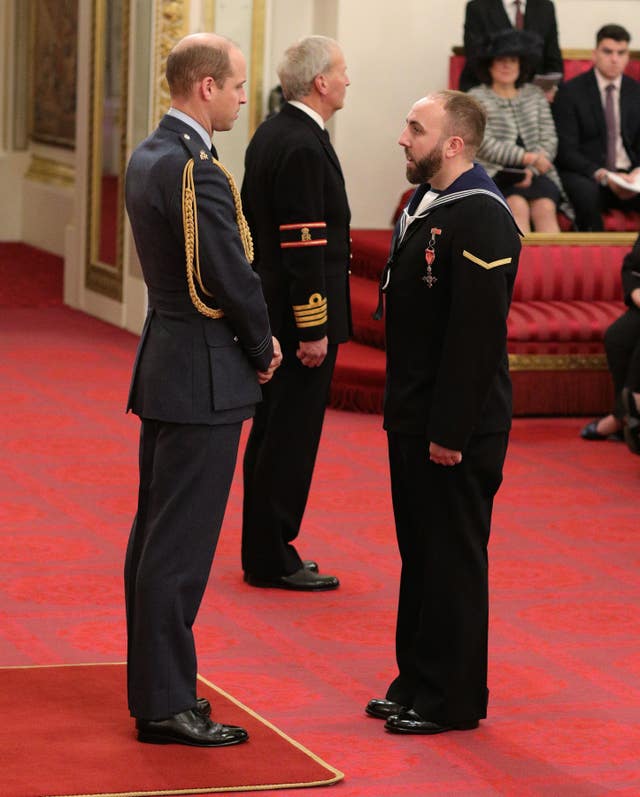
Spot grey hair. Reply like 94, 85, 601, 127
277, 35, 339, 101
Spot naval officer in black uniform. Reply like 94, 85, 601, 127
240, 36, 351, 591
124, 33, 281, 746
366, 91, 521, 734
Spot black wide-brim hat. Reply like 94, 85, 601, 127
473, 28, 543, 83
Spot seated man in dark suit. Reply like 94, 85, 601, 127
581, 234, 640, 455
553, 24, 640, 231
459, 0, 563, 92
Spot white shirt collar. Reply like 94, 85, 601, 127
167, 107, 213, 150
288, 100, 325, 130
594, 69, 623, 95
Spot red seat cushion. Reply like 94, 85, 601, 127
603, 209, 640, 232
507, 299, 625, 342
514, 246, 623, 301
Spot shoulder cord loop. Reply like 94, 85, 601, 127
181, 157, 254, 319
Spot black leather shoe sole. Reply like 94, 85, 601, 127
137, 723, 248, 747
384, 710, 479, 735
244, 568, 339, 591
365, 699, 405, 719
137, 709, 248, 747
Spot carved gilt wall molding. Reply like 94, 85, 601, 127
25, 155, 75, 188
154, 0, 190, 124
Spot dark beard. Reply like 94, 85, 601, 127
406, 147, 443, 185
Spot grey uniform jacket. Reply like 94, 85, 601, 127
125, 114, 273, 425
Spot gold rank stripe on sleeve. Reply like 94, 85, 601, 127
292, 292, 328, 328
279, 221, 328, 249
462, 250, 513, 270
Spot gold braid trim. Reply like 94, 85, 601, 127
181, 157, 254, 319
213, 156, 254, 264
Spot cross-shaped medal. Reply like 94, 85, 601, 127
422, 269, 438, 288
422, 227, 441, 288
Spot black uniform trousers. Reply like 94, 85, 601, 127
604, 307, 640, 419
559, 171, 640, 232
386, 429, 509, 724
241, 343, 338, 577
125, 418, 241, 720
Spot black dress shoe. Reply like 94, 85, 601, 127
303, 560, 319, 572
135, 697, 211, 729
384, 709, 479, 735
137, 709, 248, 747
580, 419, 623, 441
365, 698, 405, 719
622, 387, 640, 455
244, 567, 339, 591
196, 697, 211, 717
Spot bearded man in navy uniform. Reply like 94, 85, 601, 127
366, 91, 521, 734
240, 36, 351, 591
124, 33, 281, 747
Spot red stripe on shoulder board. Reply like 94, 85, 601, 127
279, 222, 327, 231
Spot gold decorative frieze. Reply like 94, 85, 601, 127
154, 0, 190, 124
524, 232, 637, 246
560, 48, 640, 60
25, 155, 75, 187
249, 0, 265, 136
452, 46, 640, 59
509, 353, 607, 372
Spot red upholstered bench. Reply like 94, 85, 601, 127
332, 230, 629, 415
509, 245, 624, 355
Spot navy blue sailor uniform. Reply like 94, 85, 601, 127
380, 164, 521, 724
240, 102, 351, 578
124, 113, 273, 720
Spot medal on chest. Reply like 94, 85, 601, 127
423, 227, 441, 288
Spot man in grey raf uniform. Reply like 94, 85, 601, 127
366, 91, 521, 735
240, 36, 351, 591
124, 33, 281, 747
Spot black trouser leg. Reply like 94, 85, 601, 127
386, 431, 508, 724
604, 308, 640, 418
125, 419, 241, 720
558, 171, 604, 231
241, 344, 337, 577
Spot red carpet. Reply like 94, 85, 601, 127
1, 664, 342, 797
1, 243, 640, 795
0, 242, 63, 307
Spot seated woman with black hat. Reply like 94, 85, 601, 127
469, 29, 573, 233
